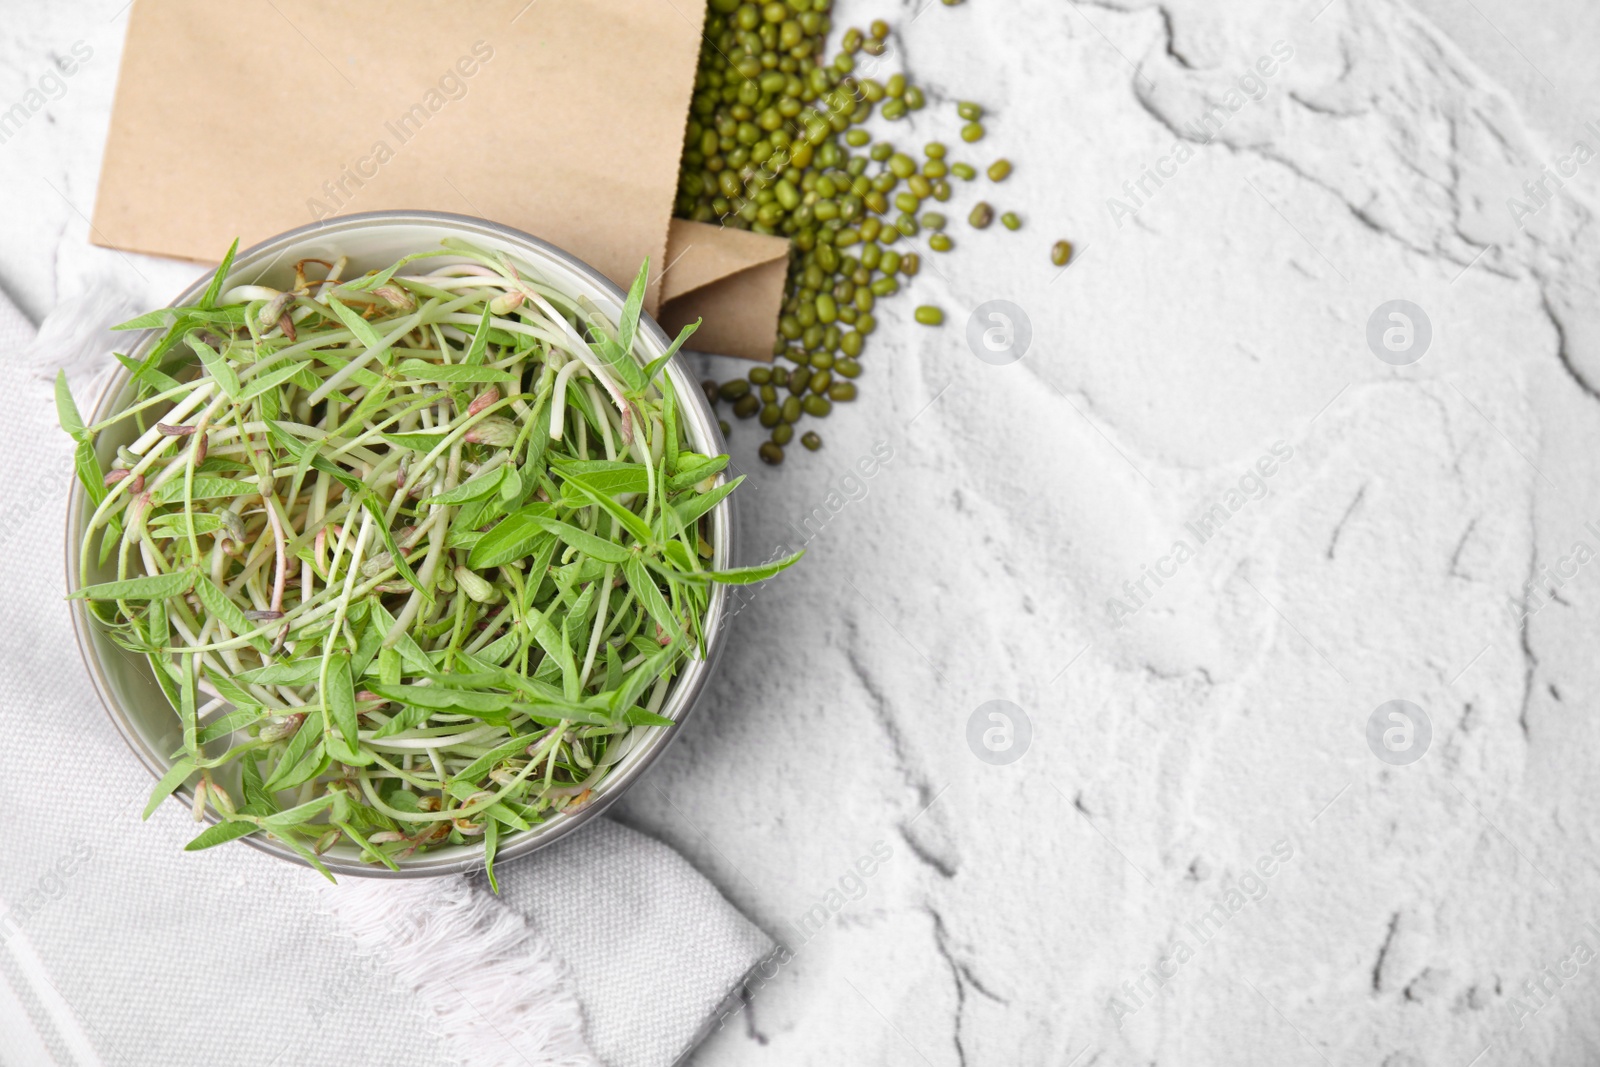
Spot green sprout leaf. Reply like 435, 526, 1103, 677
69, 569, 196, 601
198, 238, 239, 311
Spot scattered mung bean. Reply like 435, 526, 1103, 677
678, 2, 1069, 461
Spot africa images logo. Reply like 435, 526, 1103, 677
965, 300, 1032, 366
1366, 700, 1431, 766
966, 700, 1032, 765
1366, 300, 1431, 366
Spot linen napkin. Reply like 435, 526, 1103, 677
0, 285, 771, 1067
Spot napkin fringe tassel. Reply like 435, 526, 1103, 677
320, 874, 600, 1067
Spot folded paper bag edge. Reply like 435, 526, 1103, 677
659, 219, 789, 302
659, 257, 788, 364
658, 220, 790, 363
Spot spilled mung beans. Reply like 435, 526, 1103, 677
676, 1, 1074, 463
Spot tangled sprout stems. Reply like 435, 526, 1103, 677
62, 243, 800, 882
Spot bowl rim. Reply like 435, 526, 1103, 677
64, 209, 735, 878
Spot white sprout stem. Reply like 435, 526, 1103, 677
548, 358, 585, 441
517, 285, 637, 438
265, 492, 289, 613
220, 285, 281, 303
579, 563, 615, 687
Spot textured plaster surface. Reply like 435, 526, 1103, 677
4, 0, 1600, 1064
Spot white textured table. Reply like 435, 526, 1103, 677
4, 1, 1600, 1064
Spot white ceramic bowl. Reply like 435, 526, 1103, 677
65, 211, 735, 877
